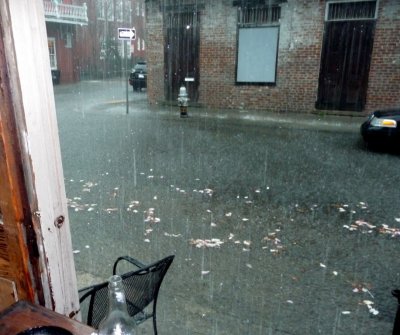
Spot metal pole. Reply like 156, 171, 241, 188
125, 40, 129, 115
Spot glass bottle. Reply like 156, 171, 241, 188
98, 275, 137, 335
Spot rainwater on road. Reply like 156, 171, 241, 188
54, 80, 400, 335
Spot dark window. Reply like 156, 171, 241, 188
236, 5, 281, 84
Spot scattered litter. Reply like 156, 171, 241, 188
352, 284, 374, 298
338, 208, 346, 212
369, 308, 379, 315
363, 300, 379, 315
286, 300, 294, 304
320, 263, 326, 268
242, 218, 249, 221
255, 189, 261, 193
246, 263, 252, 269
225, 212, 232, 217
85, 245, 90, 249
144, 239, 150, 243
106, 208, 118, 213
395, 218, 400, 223
242, 248, 250, 252
164, 232, 182, 238
380, 224, 400, 237
332, 271, 338, 276
355, 220, 376, 229
73, 250, 80, 254
145, 208, 160, 224
83, 182, 97, 188
263, 233, 285, 254
228, 233, 234, 240
201, 270, 210, 275
204, 189, 213, 196
189, 238, 224, 248
87, 207, 95, 212
243, 240, 251, 246
210, 222, 217, 227
341, 311, 351, 315
344, 219, 400, 237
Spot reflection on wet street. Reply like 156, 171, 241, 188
55, 81, 400, 335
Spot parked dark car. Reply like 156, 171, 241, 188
129, 61, 147, 91
361, 109, 400, 147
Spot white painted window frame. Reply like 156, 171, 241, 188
1, 0, 79, 317
48, 37, 57, 69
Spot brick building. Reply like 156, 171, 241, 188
44, 0, 88, 83
145, 0, 399, 114
44, 0, 146, 83
75, 0, 146, 79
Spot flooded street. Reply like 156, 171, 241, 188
55, 81, 400, 335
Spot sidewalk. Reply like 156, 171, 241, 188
146, 102, 364, 132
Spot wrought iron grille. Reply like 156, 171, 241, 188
327, 1, 377, 21
238, 5, 281, 25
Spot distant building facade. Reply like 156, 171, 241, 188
44, 0, 88, 83
44, 0, 146, 83
145, 0, 400, 114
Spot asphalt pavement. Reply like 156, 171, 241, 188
54, 80, 400, 335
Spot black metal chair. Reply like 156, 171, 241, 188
78, 255, 174, 335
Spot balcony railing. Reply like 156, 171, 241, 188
43, 1, 88, 25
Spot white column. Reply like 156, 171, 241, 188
2, 0, 79, 317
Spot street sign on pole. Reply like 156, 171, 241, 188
118, 28, 136, 41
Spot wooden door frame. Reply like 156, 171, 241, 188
0, 0, 79, 317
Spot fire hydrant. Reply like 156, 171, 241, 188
177, 85, 189, 117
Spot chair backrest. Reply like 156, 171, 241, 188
79, 255, 175, 329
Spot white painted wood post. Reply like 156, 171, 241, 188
4, 0, 80, 317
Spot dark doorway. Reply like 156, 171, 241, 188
164, 11, 200, 102
316, 20, 375, 111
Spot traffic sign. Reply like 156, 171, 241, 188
118, 28, 136, 40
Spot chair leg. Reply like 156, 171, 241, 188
149, 297, 158, 335
393, 290, 400, 335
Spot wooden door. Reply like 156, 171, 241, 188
316, 20, 375, 111
164, 11, 200, 102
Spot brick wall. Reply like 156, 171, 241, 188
146, 0, 399, 114
366, 0, 400, 112
46, 23, 78, 83
145, 0, 164, 104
